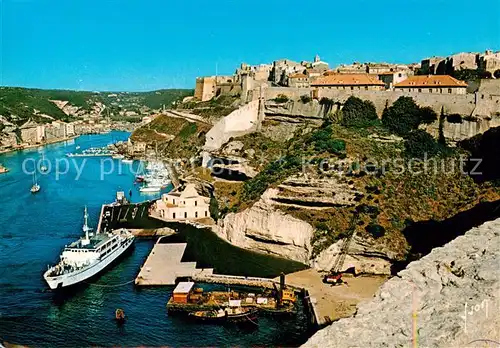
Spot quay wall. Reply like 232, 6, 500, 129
192, 273, 287, 290
302, 289, 320, 327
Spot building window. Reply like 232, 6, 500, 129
184, 212, 187, 218
195, 212, 198, 218
481, 94, 484, 99
173, 199, 175, 205
398, 73, 402, 77
350, 87, 354, 90
418, 88, 422, 92
195, 201, 197, 207
173, 212, 176, 219
440, 88, 443, 93
365, 86, 368, 90
448, 89, 452, 94
429, 88, 432, 93
205, 211, 208, 217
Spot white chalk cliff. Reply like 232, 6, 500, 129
204, 100, 261, 152
303, 218, 500, 347
215, 193, 314, 264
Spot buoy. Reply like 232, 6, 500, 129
115, 308, 125, 321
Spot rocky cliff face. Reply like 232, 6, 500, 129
313, 234, 396, 275
303, 218, 500, 347
214, 192, 314, 264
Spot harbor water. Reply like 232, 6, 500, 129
0, 131, 311, 347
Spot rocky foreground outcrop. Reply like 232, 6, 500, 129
304, 219, 500, 348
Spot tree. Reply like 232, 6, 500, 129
300, 94, 312, 103
494, 69, 500, 79
453, 69, 480, 81
341, 96, 378, 128
404, 129, 442, 158
274, 94, 289, 103
419, 106, 438, 125
382, 97, 421, 136
438, 107, 446, 146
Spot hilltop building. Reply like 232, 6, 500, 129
288, 73, 310, 88
194, 75, 239, 102
311, 73, 385, 91
377, 71, 411, 89
155, 183, 210, 221
478, 50, 500, 75
394, 75, 467, 94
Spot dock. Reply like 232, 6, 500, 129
96, 199, 154, 233
282, 269, 387, 326
135, 238, 213, 286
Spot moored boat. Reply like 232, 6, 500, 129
188, 307, 258, 324
30, 171, 41, 193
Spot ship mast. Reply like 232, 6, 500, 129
83, 206, 91, 242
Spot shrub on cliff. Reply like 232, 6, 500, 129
446, 114, 463, 124
300, 95, 312, 104
341, 96, 378, 128
274, 94, 289, 103
404, 129, 443, 159
365, 223, 385, 238
309, 125, 346, 154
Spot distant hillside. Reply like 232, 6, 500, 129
0, 87, 193, 125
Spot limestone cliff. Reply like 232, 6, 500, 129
313, 234, 396, 275
303, 218, 500, 347
204, 100, 262, 152
215, 194, 314, 264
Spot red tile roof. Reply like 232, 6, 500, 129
394, 75, 467, 88
289, 73, 307, 78
311, 73, 385, 86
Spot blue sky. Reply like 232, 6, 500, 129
1, 0, 499, 91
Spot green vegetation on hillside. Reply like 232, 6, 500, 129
131, 115, 210, 158
178, 95, 239, 121
0, 87, 193, 125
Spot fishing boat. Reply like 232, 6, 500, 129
188, 307, 258, 324
30, 171, 40, 193
43, 207, 135, 289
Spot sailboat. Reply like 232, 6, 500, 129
40, 153, 48, 172
31, 171, 40, 193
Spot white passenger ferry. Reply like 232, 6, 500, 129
43, 207, 135, 289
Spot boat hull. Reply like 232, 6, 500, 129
43, 237, 134, 290
188, 309, 258, 324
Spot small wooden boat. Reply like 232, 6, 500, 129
115, 308, 125, 322
188, 307, 258, 324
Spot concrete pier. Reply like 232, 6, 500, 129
135, 238, 213, 286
